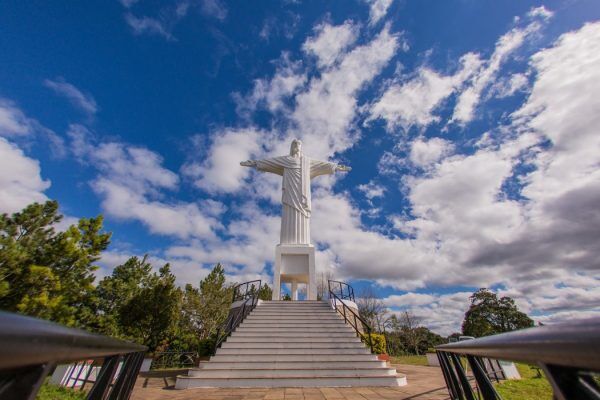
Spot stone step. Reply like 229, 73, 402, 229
220, 341, 365, 349
225, 336, 362, 344
245, 315, 341, 321
188, 367, 395, 378
243, 319, 344, 325
235, 326, 352, 333
216, 347, 370, 355
254, 306, 333, 310
241, 322, 346, 327
257, 304, 331, 308
230, 331, 357, 338
259, 301, 329, 304
210, 354, 378, 362
195, 360, 387, 371
175, 375, 407, 389
249, 312, 336, 317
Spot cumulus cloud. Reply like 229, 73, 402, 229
235, 54, 307, 116
367, 53, 482, 133
183, 128, 264, 193
357, 181, 386, 200
68, 124, 222, 239
302, 21, 359, 68
0, 137, 50, 214
365, 0, 394, 26
0, 99, 35, 136
489, 73, 529, 98
292, 24, 399, 159
409, 137, 454, 168
44, 78, 98, 116
451, 11, 551, 124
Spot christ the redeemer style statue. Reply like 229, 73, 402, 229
241, 139, 350, 300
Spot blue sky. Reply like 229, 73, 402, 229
1, 0, 599, 334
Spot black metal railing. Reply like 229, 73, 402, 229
327, 280, 374, 354
212, 279, 261, 355
232, 279, 262, 302
149, 351, 197, 370
0, 311, 147, 400
435, 317, 600, 400
328, 279, 355, 301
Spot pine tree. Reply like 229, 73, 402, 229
0, 201, 110, 327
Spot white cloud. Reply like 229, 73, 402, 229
235, 54, 307, 115
409, 137, 454, 168
293, 24, 399, 159
200, 0, 227, 20
0, 99, 34, 137
183, 128, 264, 193
528, 5, 554, 20
365, 0, 394, 26
302, 21, 359, 68
124, 13, 174, 40
367, 52, 482, 132
384, 291, 472, 335
119, 0, 139, 8
451, 12, 550, 125
0, 137, 49, 214
44, 78, 98, 116
68, 124, 222, 239
357, 181, 386, 200
489, 73, 529, 98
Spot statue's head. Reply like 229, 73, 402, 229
290, 139, 302, 156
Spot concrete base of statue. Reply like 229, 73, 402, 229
272, 244, 316, 300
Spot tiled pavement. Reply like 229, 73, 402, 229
130, 364, 450, 400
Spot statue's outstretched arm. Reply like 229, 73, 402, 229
240, 160, 257, 167
336, 164, 351, 172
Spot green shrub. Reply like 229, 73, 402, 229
362, 333, 387, 354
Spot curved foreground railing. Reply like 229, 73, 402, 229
327, 280, 374, 354
212, 279, 261, 355
328, 280, 355, 302
0, 311, 147, 400
435, 317, 600, 400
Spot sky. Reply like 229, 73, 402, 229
1, 0, 599, 335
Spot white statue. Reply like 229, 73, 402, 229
241, 139, 351, 245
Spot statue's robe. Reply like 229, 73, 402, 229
255, 155, 337, 245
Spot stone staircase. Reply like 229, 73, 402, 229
175, 300, 406, 388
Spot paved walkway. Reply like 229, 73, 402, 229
130, 364, 450, 400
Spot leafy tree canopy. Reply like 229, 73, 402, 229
0, 201, 110, 327
462, 288, 534, 337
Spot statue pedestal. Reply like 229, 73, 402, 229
273, 244, 316, 300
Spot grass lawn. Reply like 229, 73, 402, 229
494, 363, 553, 400
37, 382, 87, 400
389, 355, 428, 366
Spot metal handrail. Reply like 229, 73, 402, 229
232, 279, 262, 302
435, 317, 600, 400
327, 280, 374, 354
328, 279, 355, 301
213, 279, 261, 355
0, 311, 147, 399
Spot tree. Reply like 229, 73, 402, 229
118, 264, 181, 351
462, 288, 534, 337
357, 287, 388, 332
257, 283, 273, 301
398, 311, 428, 355
0, 201, 110, 327
94, 256, 158, 336
316, 271, 333, 300
197, 264, 232, 339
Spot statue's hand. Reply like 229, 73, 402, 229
336, 164, 351, 172
240, 160, 257, 167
